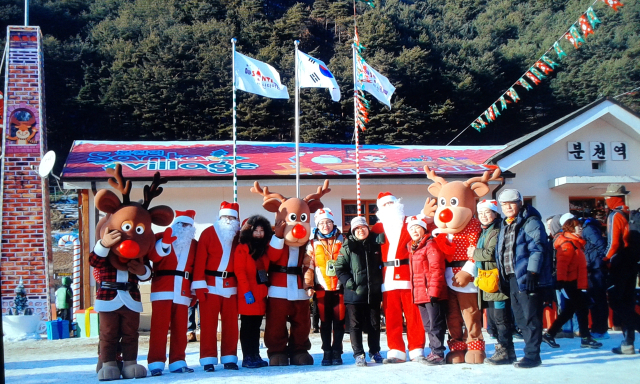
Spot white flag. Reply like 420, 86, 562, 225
356, 56, 395, 109
234, 51, 289, 99
297, 50, 341, 102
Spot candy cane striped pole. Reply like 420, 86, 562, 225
353, 43, 361, 216
58, 235, 81, 321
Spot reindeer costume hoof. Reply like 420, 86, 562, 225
465, 350, 486, 364
98, 361, 121, 381
268, 354, 289, 366
121, 361, 147, 379
290, 352, 314, 365
446, 351, 466, 364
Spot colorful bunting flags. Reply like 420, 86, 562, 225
492, 103, 500, 118
471, 121, 482, 131
530, 67, 547, 80
554, 42, 567, 60
535, 61, 554, 75
356, 0, 376, 8
568, 25, 586, 48
499, 96, 508, 110
507, 87, 520, 102
602, 0, 624, 12
485, 108, 495, 122
518, 78, 533, 90
586, 7, 602, 27
525, 71, 541, 85
541, 55, 560, 69
578, 15, 595, 38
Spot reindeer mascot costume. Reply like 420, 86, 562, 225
90, 164, 174, 381
422, 166, 502, 364
251, 180, 331, 366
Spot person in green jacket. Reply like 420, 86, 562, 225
335, 216, 384, 367
55, 276, 73, 322
468, 200, 514, 365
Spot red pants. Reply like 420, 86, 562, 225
446, 289, 484, 351
264, 298, 311, 357
382, 289, 425, 360
147, 301, 188, 371
199, 294, 239, 365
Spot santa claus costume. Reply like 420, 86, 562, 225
147, 210, 197, 375
192, 202, 240, 372
371, 192, 426, 363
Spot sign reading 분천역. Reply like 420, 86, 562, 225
61, 141, 505, 180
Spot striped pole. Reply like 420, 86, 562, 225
231, 38, 238, 203
294, 40, 301, 198
57, 235, 81, 321
352, 43, 362, 216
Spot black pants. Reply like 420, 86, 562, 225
346, 302, 381, 357
509, 275, 543, 361
240, 315, 263, 356
588, 268, 610, 334
487, 299, 514, 349
417, 301, 447, 356
608, 259, 640, 345
548, 283, 590, 338
312, 294, 320, 330
318, 290, 345, 353
188, 302, 199, 331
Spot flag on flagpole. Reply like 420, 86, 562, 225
297, 50, 341, 101
355, 54, 395, 109
234, 51, 289, 99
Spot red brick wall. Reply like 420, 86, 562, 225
1, 26, 51, 320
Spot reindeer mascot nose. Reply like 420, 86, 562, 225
439, 208, 453, 223
117, 240, 140, 258
292, 224, 307, 239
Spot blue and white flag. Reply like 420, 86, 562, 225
234, 51, 289, 99
297, 50, 341, 102
356, 55, 395, 109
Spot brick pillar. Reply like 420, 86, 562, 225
1, 26, 52, 320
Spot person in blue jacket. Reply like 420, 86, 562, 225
582, 217, 609, 339
495, 189, 554, 368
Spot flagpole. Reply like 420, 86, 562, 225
353, 43, 361, 217
231, 37, 238, 203
294, 40, 301, 199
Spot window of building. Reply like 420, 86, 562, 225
341, 200, 379, 231
592, 161, 605, 173
523, 197, 534, 207
569, 196, 606, 222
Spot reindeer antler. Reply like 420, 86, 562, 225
142, 172, 167, 209
463, 167, 503, 187
424, 166, 448, 186
250, 181, 286, 203
304, 179, 331, 202
106, 163, 132, 204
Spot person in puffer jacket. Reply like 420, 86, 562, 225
542, 217, 602, 349
406, 215, 453, 366
581, 217, 609, 338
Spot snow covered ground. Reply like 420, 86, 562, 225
4, 330, 639, 383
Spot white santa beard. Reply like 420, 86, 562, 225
171, 223, 196, 257
376, 202, 405, 227
217, 219, 240, 247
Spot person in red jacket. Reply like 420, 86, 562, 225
147, 210, 197, 376
192, 202, 241, 372
542, 217, 602, 349
234, 215, 273, 369
406, 215, 453, 366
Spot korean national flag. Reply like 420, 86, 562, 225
297, 50, 341, 102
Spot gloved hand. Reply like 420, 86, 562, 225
525, 271, 537, 293
196, 288, 208, 303
345, 279, 355, 291
162, 227, 177, 245
244, 291, 255, 304
355, 285, 366, 296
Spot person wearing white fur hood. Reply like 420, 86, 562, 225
371, 192, 426, 363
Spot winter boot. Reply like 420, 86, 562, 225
255, 354, 269, 367
581, 337, 603, 349
542, 333, 560, 348
612, 343, 636, 355
370, 352, 384, 364
513, 356, 542, 368
203, 364, 215, 372
355, 354, 367, 367
98, 361, 121, 381
485, 344, 515, 365
332, 351, 343, 365
223, 362, 239, 370
121, 360, 147, 379
242, 355, 256, 368
321, 351, 333, 366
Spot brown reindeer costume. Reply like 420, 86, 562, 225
90, 165, 174, 380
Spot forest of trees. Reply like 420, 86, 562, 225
1, 0, 639, 171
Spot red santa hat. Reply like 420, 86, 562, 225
173, 210, 196, 225
477, 199, 500, 214
377, 192, 398, 209
219, 201, 239, 218
405, 215, 431, 231
314, 208, 335, 226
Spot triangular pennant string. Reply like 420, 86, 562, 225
586, 7, 602, 27
541, 55, 560, 69
499, 96, 508, 110
602, 0, 624, 12
535, 61, 554, 75
518, 78, 533, 91
554, 42, 568, 60
579, 15, 595, 38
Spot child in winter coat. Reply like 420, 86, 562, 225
303, 208, 345, 366
234, 215, 274, 368
406, 215, 451, 366
542, 217, 602, 349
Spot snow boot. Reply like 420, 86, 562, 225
255, 354, 269, 367
242, 355, 261, 369
290, 352, 314, 365
223, 362, 239, 370
542, 333, 560, 348
369, 352, 383, 364
98, 361, 121, 381
332, 351, 343, 365
321, 351, 333, 366
268, 353, 289, 366
612, 343, 636, 355
513, 356, 541, 368
121, 360, 147, 379
355, 354, 367, 367
485, 344, 516, 365
581, 337, 603, 349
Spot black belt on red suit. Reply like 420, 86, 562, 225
383, 259, 409, 267
100, 281, 138, 291
269, 265, 303, 275
445, 261, 467, 268
205, 270, 235, 278
154, 270, 191, 280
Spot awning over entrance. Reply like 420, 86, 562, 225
548, 176, 640, 189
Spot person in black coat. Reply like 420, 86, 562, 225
335, 216, 384, 367
582, 217, 609, 338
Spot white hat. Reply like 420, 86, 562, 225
559, 213, 575, 226
314, 208, 335, 226
477, 199, 500, 214
406, 215, 431, 231
173, 210, 196, 225
498, 189, 523, 204
377, 192, 398, 209
219, 201, 239, 218
350, 216, 368, 233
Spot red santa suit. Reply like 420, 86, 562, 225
264, 235, 312, 358
372, 192, 425, 361
192, 202, 240, 367
438, 217, 484, 354
147, 210, 197, 373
